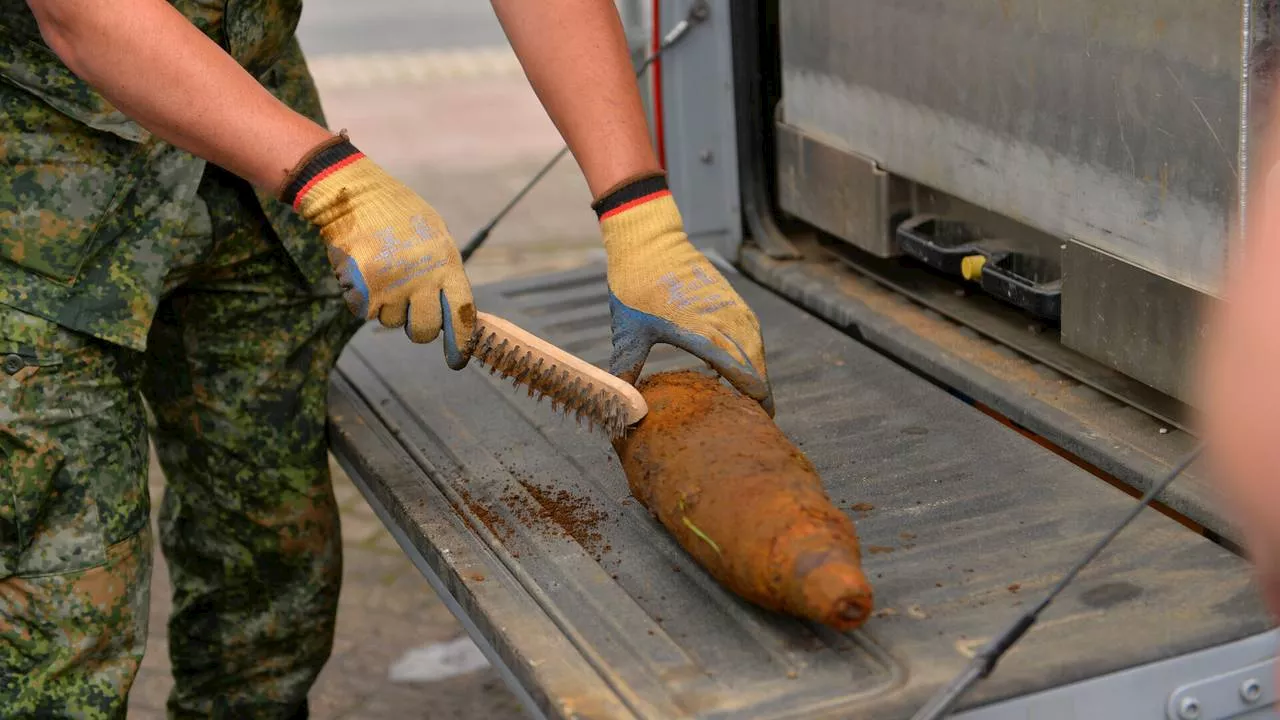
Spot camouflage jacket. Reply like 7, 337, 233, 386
0, 0, 333, 350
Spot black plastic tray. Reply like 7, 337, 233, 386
896, 215, 1062, 321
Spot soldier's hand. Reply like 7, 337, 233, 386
281, 134, 475, 369
593, 174, 774, 415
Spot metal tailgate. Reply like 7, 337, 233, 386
328, 263, 1270, 719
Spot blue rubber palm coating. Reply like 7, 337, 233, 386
440, 290, 470, 371
332, 248, 371, 320
609, 293, 774, 415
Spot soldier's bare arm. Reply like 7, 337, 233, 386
26, 0, 477, 358
489, 0, 774, 411
1198, 89, 1280, 681
26, 0, 332, 192
489, 0, 661, 199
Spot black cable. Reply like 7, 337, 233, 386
460, 0, 710, 262
911, 445, 1205, 720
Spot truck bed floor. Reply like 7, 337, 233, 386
329, 263, 1269, 719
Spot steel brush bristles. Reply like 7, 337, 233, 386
471, 327, 630, 438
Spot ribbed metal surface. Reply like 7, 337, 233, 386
331, 264, 1267, 719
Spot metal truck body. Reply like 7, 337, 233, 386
327, 2, 1280, 717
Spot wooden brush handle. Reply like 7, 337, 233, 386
474, 311, 648, 425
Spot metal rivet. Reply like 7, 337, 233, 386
2, 354, 24, 375
1178, 696, 1201, 720
1242, 678, 1263, 704
699, 149, 715, 164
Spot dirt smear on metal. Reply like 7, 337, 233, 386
460, 488, 513, 542
506, 479, 611, 557
457, 469, 613, 560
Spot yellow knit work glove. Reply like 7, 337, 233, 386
594, 174, 773, 415
281, 134, 475, 369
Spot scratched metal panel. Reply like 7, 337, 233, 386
1244, 0, 1280, 240
657, 0, 744, 261
332, 263, 1268, 718
778, 0, 1243, 296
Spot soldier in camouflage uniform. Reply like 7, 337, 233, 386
1, 3, 358, 717
1, 0, 773, 717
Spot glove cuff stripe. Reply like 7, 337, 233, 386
593, 174, 671, 220
282, 139, 365, 210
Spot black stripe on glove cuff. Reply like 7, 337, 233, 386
280, 137, 363, 207
591, 174, 670, 220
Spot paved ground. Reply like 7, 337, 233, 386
128, 4, 602, 717
296, 0, 509, 56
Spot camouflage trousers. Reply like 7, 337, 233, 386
0, 165, 361, 719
